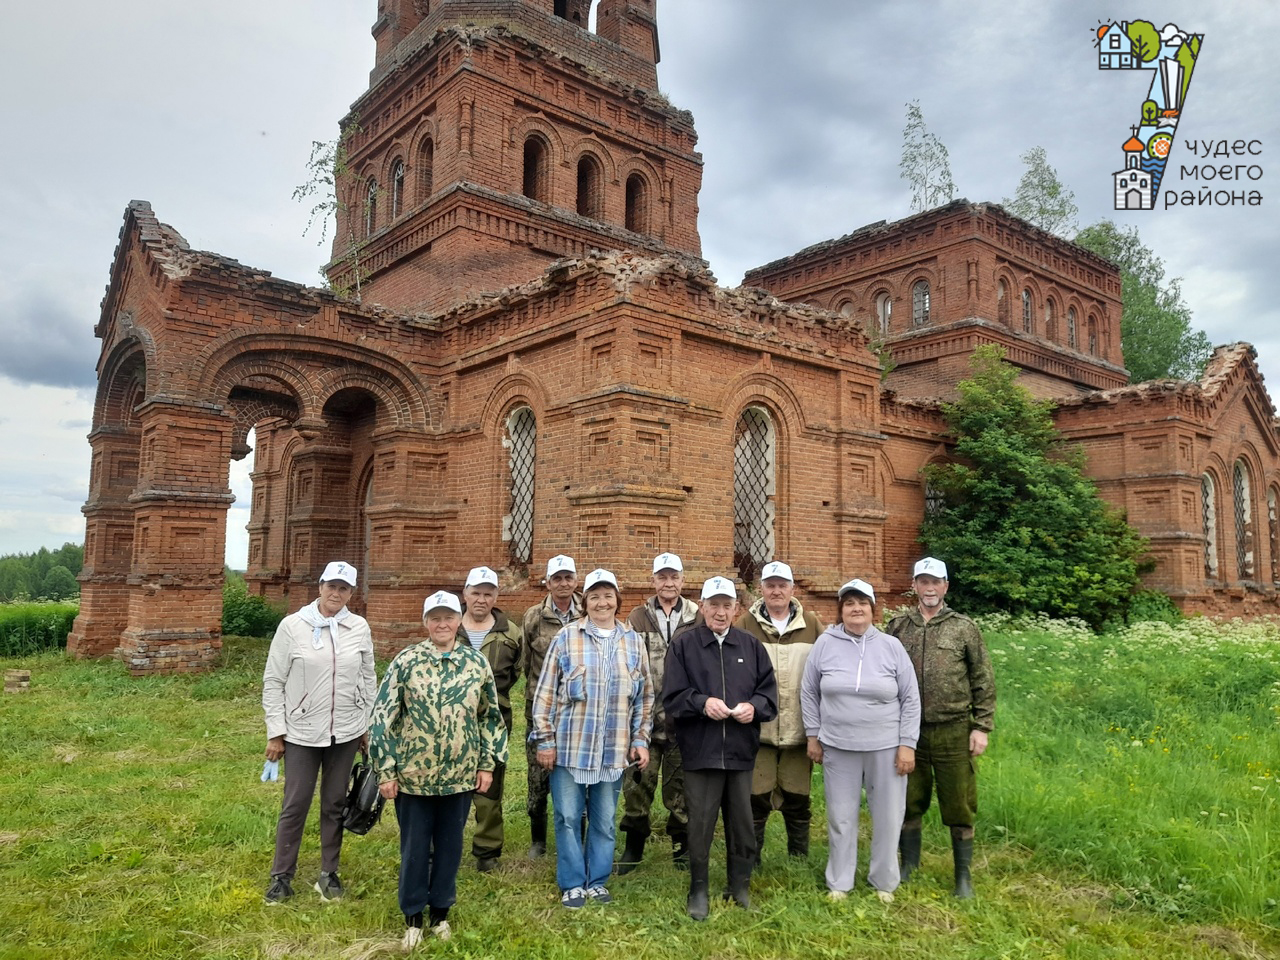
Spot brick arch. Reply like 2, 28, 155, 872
618, 155, 662, 193
94, 335, 152, 426
567, 137, 618, 183
720, 372, 809, 437
409, 120, 439, 205
1063, 296, 1084, 350
905, 269, 938, 327
314, 367, 425, 430
511, 116, 565, 204
481, 370, 551, 432
226, 392, 301, 459
409, 117, 439, 161
1018, 277, 1042, 335
992, 267, 1016, 327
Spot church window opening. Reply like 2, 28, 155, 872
364, 178, 378, 237
1088, 318, 1098, 355
1234, 460, 1254, 579
1021, 289, 1033, 333
924, 478, 944, 518
503, 406, 536, 565
1067, 307, 1077, 349
1202, 473, 1218, 577
576, 154, 603, 219
997, 281, 1009, 325
912, 281, 930, 326
391, 161, 404, 218
625, 173, 649, 234
1269, 487, 1279, 584
875, 293, 892, 333
733, 406, 776, 584
523, 136, 548, 202
418, 138, 434, 202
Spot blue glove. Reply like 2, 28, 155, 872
261, 760, 280, 782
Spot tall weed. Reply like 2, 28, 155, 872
0, 600, 78, 656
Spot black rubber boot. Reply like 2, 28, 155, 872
951, 834, 975, 899
723, 855, 753, 909
687, 860, 710, 921
749, 792, 772, 866
528, 813, 547, 859
899, 827, 922, 884
780, 790, 811, 858
615, 828, 646, 876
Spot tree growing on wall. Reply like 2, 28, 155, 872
1002, 146, 1079, 237
900, 100, 957, 213
1075, 220, 1212, 382
293, 116, 369, 300
920, 346, 1149, 628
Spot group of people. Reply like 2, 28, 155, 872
260, 552, 996, 948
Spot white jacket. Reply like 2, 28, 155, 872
262, 604, 377, 747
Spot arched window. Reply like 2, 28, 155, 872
875, 293, 892, 333
625, 173, 649, 234
391, 161, 404, 218
1234, 460, 1254, 579
364, 178, 378, 237
733, 406, 776, 584
1088, 318, 1098, 355
1044, 299, 1056, 340
418, 138, 434, 202
503, 406, 537, 565
1202, 473, 1218, 578
1067, 307, 1077, 349
912, 281, 930, 326
522, 136, 548, 202
996, 280, 1009, 325
1021, 289, 1033, 333
576, 154, 603, 219
924, 477, 944, 518
1268, 487, 1279, 584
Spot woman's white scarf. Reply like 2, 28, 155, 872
298, 599, 352, 650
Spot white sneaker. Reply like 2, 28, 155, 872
402, 925, 423, 951
827, 889, 848, 902
875, 889, 895, 904
430, 920, 452, 942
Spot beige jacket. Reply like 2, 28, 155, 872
262, 604, 377, 747
736, 599, 823, 747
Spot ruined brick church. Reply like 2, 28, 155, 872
69, 0, 1280, 671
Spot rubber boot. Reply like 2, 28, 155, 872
687, 860, 710, 921
749, 792, 772, 866
528, 813, 547, 860
615, 828, 646, 876
898, 827, 922, 885
723, 855, 752, 909
951, 834, 975, 899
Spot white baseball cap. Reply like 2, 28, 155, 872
760, 560, 793, 582
652, 553, 683, 574
546, 555, 577, 578
465, 566, 499, 588
700, 576, 737, 600
838, 578, 876, 605
913, 557, 948, 580
422, 590, 462, 615
319, 561, 357, 586
583, 568, 618, 592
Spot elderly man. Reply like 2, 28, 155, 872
458, 566, 523, 873
886, 557, 996, 899
735, 560, 823, 861
664, 577, 777, 920
520, 554, 582, 859
617, 552, 702, 873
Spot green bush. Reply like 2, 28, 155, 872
1126, 588, 1183, 624
221, 575, 284, 638
0, 601, 79, 656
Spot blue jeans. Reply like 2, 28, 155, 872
549, 766, 622, 891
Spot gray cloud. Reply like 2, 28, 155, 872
0, 288, 99, 389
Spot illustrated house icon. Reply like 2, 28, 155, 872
1113, 170, 1152, 210
1097, 22, 1136, 69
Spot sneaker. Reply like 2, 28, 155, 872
314, 871, 344, 901
560, 886, 587, 909
430, 920, 452, 941
401, 926, 423, 951
875, 889, 895, 904
826, 889, 848, 902
586, 885, 612, 904
264, 875, 293, 905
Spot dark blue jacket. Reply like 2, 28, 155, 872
663, 625, 778, 771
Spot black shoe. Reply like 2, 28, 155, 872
476, 856, 500, 873
527, 840, 547, 859
313, 871, 343, 901
264, 875, 293, 905
687, 883, 709, 921
615, 828, 646, 876
899, 828, 922, 885
952, 835, 975, 899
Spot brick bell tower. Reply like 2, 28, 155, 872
330, 0, 702, 312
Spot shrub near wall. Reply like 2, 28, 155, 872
221, 574, 284, 639
0, 601, 79, 656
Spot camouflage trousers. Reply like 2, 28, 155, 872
525, 736, 551, 821
905, 721, 977, 829
618, 739, 687, 840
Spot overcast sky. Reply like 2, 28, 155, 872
1, 0, 1275, 567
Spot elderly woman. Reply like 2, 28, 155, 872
370, 591, 508, 949
530, 568, 653, 909
262, 560, 376, 905
800, 578, 920, 903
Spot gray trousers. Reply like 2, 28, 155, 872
271, 736, 362, 879
820, 744, 906, 894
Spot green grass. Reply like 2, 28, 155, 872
0, 620, 1277, 959
0, 600, 78, 656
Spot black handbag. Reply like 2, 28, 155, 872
341, 748, 386, 835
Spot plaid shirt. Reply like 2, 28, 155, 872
529, 619, 654, 783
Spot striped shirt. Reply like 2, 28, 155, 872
530, 618, 654, 784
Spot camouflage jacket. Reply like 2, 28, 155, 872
884, 605, 995, 732
521, 593, 582, 724
736, 599, 823, 747
625, 595, 702, 744
369, 641, 509, 797
455, 607, 522, 732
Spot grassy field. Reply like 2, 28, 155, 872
1, 616, 1277, 959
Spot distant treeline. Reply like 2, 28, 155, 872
0, 543, 83, 602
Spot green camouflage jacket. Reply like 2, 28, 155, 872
369, 641, 509, 796
626, 595, 702, 744
455, 607, 522, 732
521, 593, 582, 724
885, 605, 996, 732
